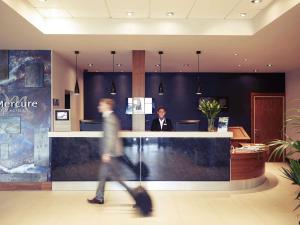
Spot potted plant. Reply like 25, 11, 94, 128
269, 106, 300, 211
198, 99, 221, 131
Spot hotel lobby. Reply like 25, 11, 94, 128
1, 0, 300, 224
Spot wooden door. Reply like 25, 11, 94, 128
251, 93, 285, 162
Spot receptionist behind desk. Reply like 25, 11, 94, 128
151, 106, 173, 131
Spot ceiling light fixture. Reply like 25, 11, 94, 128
234, 53, 238, 56
240, 13, 247, 17
116, 63, 122, 67
267, 64, 273, 67
196, 50, 202, 95
74, 51, 80, 95
127, 12, 134, 16
155, 64, 160, 67
166, 12, 174, 16
88, 63, 93, 67
158, 51, 164, 96
251, 0, 263, 4
110, 51, 117, 95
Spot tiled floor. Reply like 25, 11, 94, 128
0, 163, 299, 225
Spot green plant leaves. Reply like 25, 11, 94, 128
281, 160, 300, 185
198, 99, 221, 119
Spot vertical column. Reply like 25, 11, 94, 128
132, 50, 145, 131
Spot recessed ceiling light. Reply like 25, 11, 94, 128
88, 63, 93, 67
240, 13, 247, 17
267, 64, 273, 67
251, 0, 263, 4
127, 12, 134, 16
116, 63, 122, 67
166, 12, 174, 16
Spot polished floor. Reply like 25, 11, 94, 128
0, 163, 299, 225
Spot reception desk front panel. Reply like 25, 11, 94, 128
49, 132, 232, 182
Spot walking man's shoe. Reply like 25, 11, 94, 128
87, 198, 104, 204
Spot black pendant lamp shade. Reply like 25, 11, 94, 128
158, 81, 164, 95
196, 50, 202, 95
110, 51, 117, 95
110, 81, 117, 95
158, 51, 164, 96
74, 50, 80, 95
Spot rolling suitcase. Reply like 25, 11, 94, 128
110, 162, 153, 216
118, 180, 153, 216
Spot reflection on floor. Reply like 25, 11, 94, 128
0, 163, 299, 225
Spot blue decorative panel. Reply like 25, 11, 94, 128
0, 50, 51, 182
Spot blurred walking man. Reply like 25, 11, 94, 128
87, 98, 123, 204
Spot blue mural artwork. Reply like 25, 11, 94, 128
0, 50, 51, 182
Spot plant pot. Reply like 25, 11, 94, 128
207, 118, 215, 132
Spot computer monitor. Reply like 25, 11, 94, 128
54, 109, 71, 131
55, 110, 70, 121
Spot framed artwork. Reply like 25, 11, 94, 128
132, 97, 145, 114
25, 62, 44, 88
0, 116, 21, 134
0, 50, 8, 81
125, 98, 155, 115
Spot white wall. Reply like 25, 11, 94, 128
51, 51, 84, 131
285, 68, 300, 158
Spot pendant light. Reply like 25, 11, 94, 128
195, 50, 202, 95
158, 51, 164, 96
74, 50, 80, 95
110, 51, 117, 95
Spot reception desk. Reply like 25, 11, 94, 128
48, 131, 267, 191
49, 131, 232, 182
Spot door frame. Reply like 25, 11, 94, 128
251, 92, 285, 143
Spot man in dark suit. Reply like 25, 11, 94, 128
151, 106, 173, 131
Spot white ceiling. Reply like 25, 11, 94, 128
0, 0, 300, 74
27, 0, 273, 19
4, 0, 294, 35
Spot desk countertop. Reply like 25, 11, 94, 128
48, 131, 233, 138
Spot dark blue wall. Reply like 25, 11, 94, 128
145, 73, 285, 134
84, 72, 285, 134
84, 72, 132, 130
